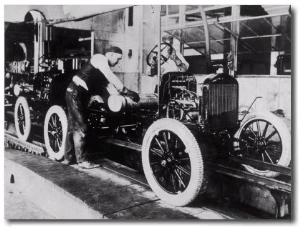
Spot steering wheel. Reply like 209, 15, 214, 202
146, 42, 174, 67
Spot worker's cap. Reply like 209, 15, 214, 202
105, 46, 123, 55
162, 34, 174, 42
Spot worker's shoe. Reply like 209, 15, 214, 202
79, 161, 101, 169
61, 159, 77, 165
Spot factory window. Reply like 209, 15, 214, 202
185, 5, 199, 12
237, 53, 271, 75
185, 6, 231, 23
168, 5, 179, 15
236, 8, 291, 75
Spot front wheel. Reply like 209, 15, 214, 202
235, 112, 291, 177
142, 118, 204, 206
44, 105, 68, 161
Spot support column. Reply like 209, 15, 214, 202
230, 5, 240, 77
33, 23, 39, 74
91, 31, 95, 57
270, 51, 279, 75
199, 6, 212, 73
156, 5, 162, 116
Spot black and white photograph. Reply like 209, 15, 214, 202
3, 3, 293, 220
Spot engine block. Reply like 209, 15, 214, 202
160, 72, 239, 132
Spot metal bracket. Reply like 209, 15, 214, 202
240, 96, 262, 122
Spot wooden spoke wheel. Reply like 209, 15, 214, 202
44, 105, 68, 161
236, 112, 291, 177
142, 118, 204, 206
14, 96, 31, 141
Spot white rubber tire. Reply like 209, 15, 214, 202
142, 118, 204, 206
236, 112, 291, 177
44, 105, 68, 161
14, 96, 31, 141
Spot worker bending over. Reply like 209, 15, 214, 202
64, 46, 139, 168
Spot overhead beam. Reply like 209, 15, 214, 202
163, 12, 290, 31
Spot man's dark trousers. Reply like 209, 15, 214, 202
64, 82, 89, 163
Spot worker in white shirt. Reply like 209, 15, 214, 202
64, 46, 139, 168
147, 35, 189, 78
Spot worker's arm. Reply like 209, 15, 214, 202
91, 54, 124, 91
172, 51, 189, 72
91, 54, 139, 102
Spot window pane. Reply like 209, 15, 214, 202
237, 53, 271, 75
206, 7, 231, 19
185, 5, 199, 12
185, 12, 202, 22
168, 5, 179, 15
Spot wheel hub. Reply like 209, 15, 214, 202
255, 137, 267, 153
18, 115, 24, 122
161, 160, 167, 167
161, 153, 175, 167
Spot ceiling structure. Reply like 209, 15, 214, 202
162, 5, 291, 55
5, 5, 132, 22
5, 5, 291, 55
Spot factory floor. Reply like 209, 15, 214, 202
4, 148, 264, 220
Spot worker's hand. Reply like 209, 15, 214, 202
128, 90, 140, 102
174, 56, 183, 66
120, 87, 140, 102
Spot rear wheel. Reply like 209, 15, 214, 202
142, 118, 204, 206
44, 105, 68, 161
14, 96, 31, 141
236, 112, 291, 177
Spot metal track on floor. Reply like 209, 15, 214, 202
5, 133, 45, 156
99, 137, 291, 218
99, 137, 291, 192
